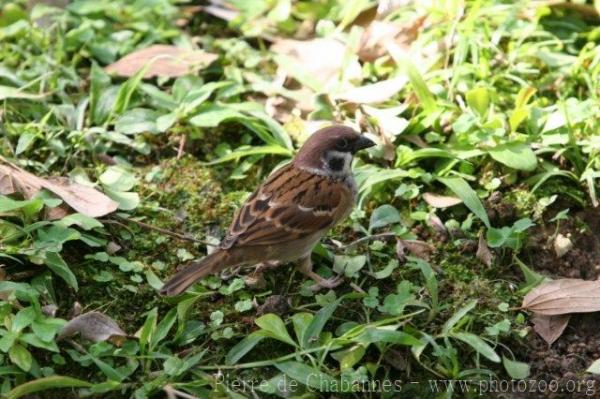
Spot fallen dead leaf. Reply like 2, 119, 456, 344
522, 279, 600, 316
554, 233, 573, 258
0, 158, 118, 218
271, 38, 362, 92
423, 192, 463, 208
57, 311, 127, 344
335, 77, 408, 104
42, 304, 58, 317
532, 314, 570, 346
105, 45, 218, 79
427, 213, 447, 236
201, 0, 240, 21
362, 105, 408, 160
358, 17, 426, 62
376, 0, 413, 18
396, 239, 434, 262
476, 233, 493, 267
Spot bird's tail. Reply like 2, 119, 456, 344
160, 250, 231, 296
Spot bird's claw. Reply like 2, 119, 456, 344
309, 274, 344, 292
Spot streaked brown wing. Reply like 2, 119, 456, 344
220, 163, 353, 249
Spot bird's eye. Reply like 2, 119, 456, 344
337, 138, 349, 149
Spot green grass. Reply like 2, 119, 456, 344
1, 0, 599, 398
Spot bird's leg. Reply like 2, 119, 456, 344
297, 256, 343, 292
245, 261, 280, 288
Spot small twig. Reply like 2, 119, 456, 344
113, 215, 212, 246
349, 282, 366, 294
332, 233, 397, 252
177, 134, 187, 159
163, 385, 199, 399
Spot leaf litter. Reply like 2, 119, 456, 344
105, 45, 218, 78
57, 311, 128, 345
0, 157, 118, 218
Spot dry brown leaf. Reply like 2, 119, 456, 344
105, 45, 218, 78
554, 233, 573, 258
532, 314, 570, 346
358, 17, 425, 62
396, 239, 434, 262
423, 192, 463, 208
427, 213, 447, 236
57, 311, 127, 344
42, 304, 58, 317
522, 279, 600, 316
201, 1, 240, 21
271, 38, 362, 92
376, 0, 413, 18
0, 158, 118, 218
476, 233, 493, 267
335, 77, 408, 104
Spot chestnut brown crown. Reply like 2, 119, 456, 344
293, 125, 375, 170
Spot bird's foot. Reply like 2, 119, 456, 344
308, 273, 344, 292
244, 261, 281, 289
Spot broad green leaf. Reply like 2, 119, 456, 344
225, 331, 268, 365
20, 333, 59, 352
452, 332, 500, 363
442, 299, 477, 334
12, 307, 36, 332
502, 356, 530, 379
189, 104, 245, 127
56, 213, 103, 230
0, 331, 17, 352
302, 299, 340, 348
353, 327, 421, 347
6, 376, 91, 399
439, 177, 490, 228
44, 252, 78, 291
115, 108, 159, 134
103, 189, 139, 211
99, 166, 137, 192
156, 112, 177, 132
181, 81, 232, 114
334, 345, 366, 370
16, 133, 36, 155
291, 312, 313, 345
333, 255, 366, 278
373, 259, 398, 279
151, 308, 177, 348
255, 314, 296, 346
466, 87, 489, 117
369, 204, 401, 231
9, 344, 32, 371
488, 142, 537, 171
0, 196, 43, 215
275, 361, 338, 391
381, 281, 415, 315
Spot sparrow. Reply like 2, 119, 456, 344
160, 125, 375, 296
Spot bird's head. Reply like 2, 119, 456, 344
293, 125, 375, 176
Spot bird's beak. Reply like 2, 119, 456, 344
352, 136, 376, 153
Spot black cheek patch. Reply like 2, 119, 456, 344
253, 199, 269, 212
328, 157, 345, 171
